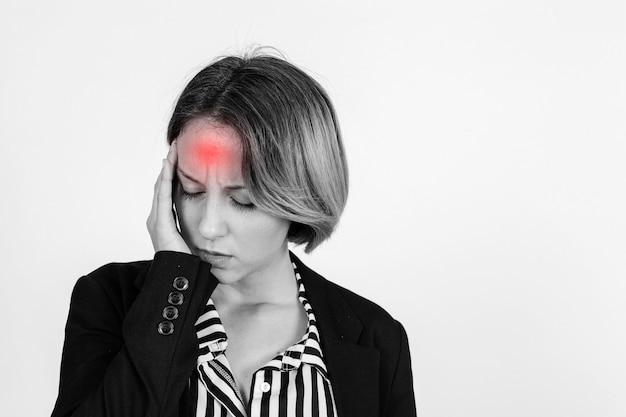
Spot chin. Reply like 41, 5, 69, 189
208, 267, 239, 285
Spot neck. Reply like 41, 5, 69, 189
212, 249, 298, 307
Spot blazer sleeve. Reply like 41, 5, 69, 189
51, 250, 218, 417
383, 320, 418, 417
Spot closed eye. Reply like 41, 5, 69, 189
180, 189, 255, 211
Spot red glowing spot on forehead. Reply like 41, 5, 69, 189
192, 140, 234, 168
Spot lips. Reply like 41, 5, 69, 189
202, 250, 231, 257
199, 251, 232, 267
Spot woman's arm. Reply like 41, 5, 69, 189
51, 251, 217, 417
382, 320, 418, 417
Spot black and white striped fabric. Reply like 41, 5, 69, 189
189, 260, 338, 417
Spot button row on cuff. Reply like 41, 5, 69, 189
157, 275, 190, 336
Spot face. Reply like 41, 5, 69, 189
172, 118, 291, 284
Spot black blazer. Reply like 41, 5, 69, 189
51, 250, 417, 417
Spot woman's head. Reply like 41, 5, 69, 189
167, 47, 349, 276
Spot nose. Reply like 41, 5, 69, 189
197, 197, 228, 240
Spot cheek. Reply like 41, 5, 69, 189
243, 218, 290, 243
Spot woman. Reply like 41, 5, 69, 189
51, 49, 417, 417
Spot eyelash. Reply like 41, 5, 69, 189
180, 190, 255, 211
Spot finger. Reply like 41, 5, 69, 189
158, 158, 175, 227
153, 161, 162, 194
152, 142, 176, 228
167, 140, 178, 167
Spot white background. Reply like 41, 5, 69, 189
1, 0, 625, 416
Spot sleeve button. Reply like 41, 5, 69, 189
162, 306, 179, 320
173, 276, 189, 291
157, 321, 174, 335
168, 291, 184, 305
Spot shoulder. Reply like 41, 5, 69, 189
300, 264, 407, 346
324, 277, 399, 329
293, 252, 394, 320
292, 251, 407, 341
308, 272, 412, 387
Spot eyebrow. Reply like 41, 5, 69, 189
177, 168, 246, 190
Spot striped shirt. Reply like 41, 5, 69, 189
189, 260, 339, 417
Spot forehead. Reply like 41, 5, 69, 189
178, 118, 242, 150
177, 119, 243, 174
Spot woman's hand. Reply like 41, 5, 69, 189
146, 140, 192, 254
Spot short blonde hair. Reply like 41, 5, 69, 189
167, 47, 349, 254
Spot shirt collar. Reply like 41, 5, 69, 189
194, 259, 327, 375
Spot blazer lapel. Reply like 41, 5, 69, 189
290, 251, 380, 417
